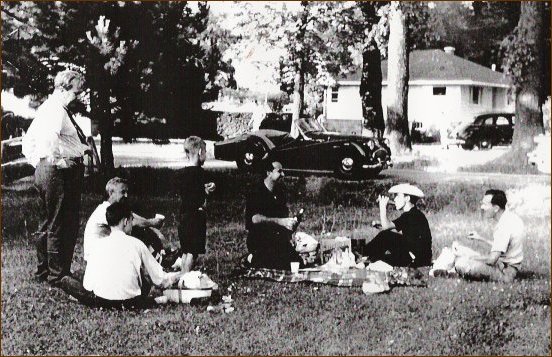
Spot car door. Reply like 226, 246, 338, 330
495, 114, 514, 144
475, 115, 494, 144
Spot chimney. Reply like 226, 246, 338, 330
444, 46, 455, 55
491, 64, 496, 71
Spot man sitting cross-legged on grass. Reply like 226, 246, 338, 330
449, 189, 524, 283
59, 202, 184, 309
66, 201, 184, 308
245, 160, 303, 270
83, 177, 176, 266
362, 184, 432, 268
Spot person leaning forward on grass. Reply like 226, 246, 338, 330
450, 189, 524, 283
83, 177, 174, 265
22, 70, 89, 285
362, 184, 433, 268
178, 136, 216, 273
244, 159, 303, 270
59, 201, 185, 309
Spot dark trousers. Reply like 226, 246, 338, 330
59, 276, 151, 310
132, 227, 164, 255
363, 230, 414, 267
34, 159, 83, 283
250, 235, 303, 270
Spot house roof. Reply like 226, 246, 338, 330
339, 49, 511, 87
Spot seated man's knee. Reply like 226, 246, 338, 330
454, 256, 475, 275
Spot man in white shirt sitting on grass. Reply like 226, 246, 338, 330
83, 177, 178, 266
61, 201, 184, 309
441, 189, 525, 283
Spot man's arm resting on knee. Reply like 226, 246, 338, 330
472, 251, 500, 266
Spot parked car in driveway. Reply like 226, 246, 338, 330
214, 117, 392, 179
451, 112, 515, 150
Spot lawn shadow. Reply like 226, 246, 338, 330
516, 270, 549, 281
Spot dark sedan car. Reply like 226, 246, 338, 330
214, 117, 392, 179
453, 112, 515, 150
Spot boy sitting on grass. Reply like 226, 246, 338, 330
178, 136, 216, 272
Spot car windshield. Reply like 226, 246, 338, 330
297, 118, 326, 133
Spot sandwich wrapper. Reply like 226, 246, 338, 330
163, 271, 218, 303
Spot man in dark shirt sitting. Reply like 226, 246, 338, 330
364, 184, 432, 267
245, 160, 302, 270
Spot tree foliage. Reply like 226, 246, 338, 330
502, 1, 547, 156
1, 1, 235, 174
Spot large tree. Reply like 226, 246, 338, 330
385, 2, 411, 154
501, 1, 547, 156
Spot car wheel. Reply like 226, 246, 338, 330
236, 139, 268, 172
461, 143, 474, 150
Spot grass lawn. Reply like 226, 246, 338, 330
2, 169, 550, 355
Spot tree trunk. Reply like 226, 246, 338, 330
385, 2, 411, 154
89, 65, 115, 177
511, 1, 545, 155
290, 1, 309, 139
360, 39, 384, 137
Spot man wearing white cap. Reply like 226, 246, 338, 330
363, 183, 432, 267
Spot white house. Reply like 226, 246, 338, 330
323, 48, 514, 135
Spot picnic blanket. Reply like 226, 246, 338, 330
241, 266, 429, 288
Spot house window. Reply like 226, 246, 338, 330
433, 86, 446, 95
331, 87, 339, 102
471, 86, 482, 104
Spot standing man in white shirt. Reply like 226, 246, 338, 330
81, 201, 183, 307
454, 189, 525, 282
22, 70, 89, 285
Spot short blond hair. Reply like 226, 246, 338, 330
54, 70, 85, 92
105, 177, 128, 197
183, 136, 206, 156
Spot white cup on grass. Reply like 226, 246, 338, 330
290, 262, 300, 274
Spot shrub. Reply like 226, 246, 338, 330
217, 111, 250, 139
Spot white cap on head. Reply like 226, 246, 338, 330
388, 183, 424, 198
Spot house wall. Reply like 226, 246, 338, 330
458, 86, 514, 123
326, 85, 363, 121
324, 84, 514, 135
325, 85, 364, 135
382, 85, 463, 130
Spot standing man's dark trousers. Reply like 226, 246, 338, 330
34, 158, 83, 284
